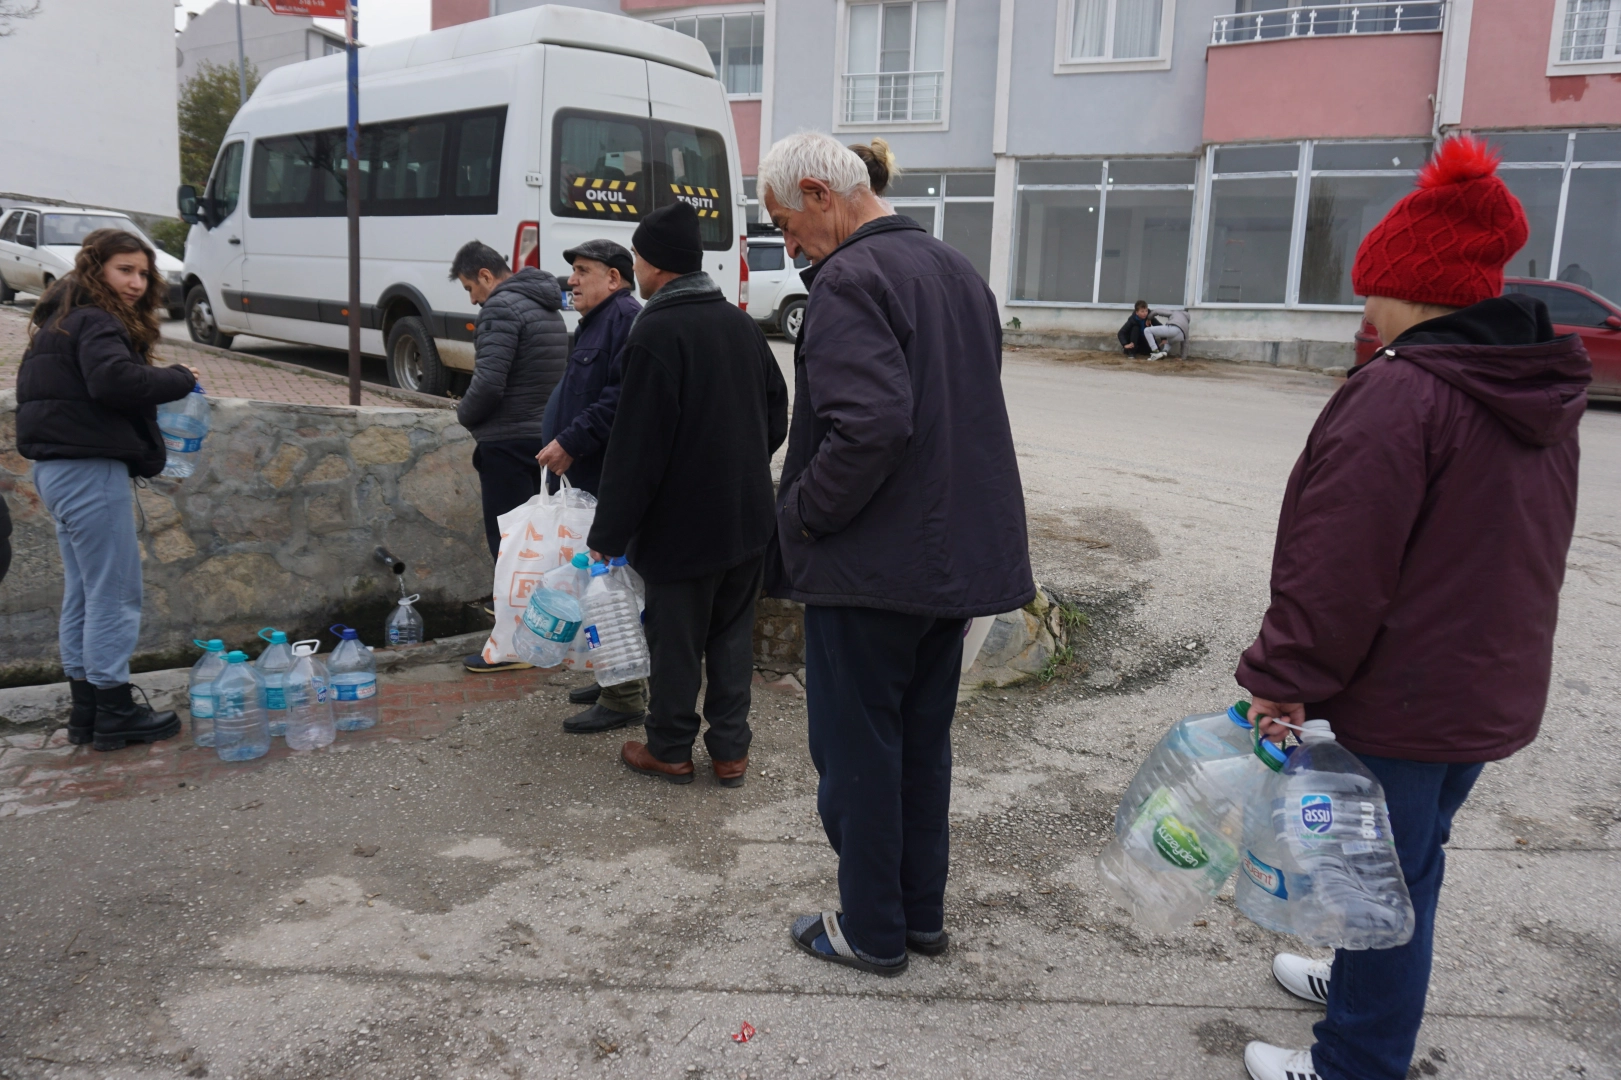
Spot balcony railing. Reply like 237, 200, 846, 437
1210, 2, 1444, 45
842, 71, 944, 124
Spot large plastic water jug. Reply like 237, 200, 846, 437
327, 624, 379, 731
1236, 719, 1414, 950
556, 553, 595, 672
581, 561, 650, 688
609, 555, 646, 615
1097, 703, 1287, 930
255, 628, 294, 737
283, 640, 336, 750
385, 593, 424, 645
157, 384, 210, 479
187, 638, 227, 747
513, 564, 583, 668
213, 651, 269, 762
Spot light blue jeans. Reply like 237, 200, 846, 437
33, 458, 143, 688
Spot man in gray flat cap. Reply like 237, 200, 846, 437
536, 238, 648, 732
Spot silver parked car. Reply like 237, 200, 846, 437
0, 204, 185, 317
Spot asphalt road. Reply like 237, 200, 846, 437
0, 351, 1616, 1080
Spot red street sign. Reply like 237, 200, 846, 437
262, 0, 348, 18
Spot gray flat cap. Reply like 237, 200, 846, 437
562, 239, 634, 281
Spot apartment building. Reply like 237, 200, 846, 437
177, 0, 348, 88
433, 0, 1621, 366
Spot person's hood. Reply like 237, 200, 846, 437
490, 267, 563, 311
1388, 293, 1591, 447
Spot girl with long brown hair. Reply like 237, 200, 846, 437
15, 228, 200, 751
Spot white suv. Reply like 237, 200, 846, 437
746, 230, 809, 343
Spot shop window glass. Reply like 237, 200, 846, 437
1015, 188, 1099, 302
1107, 159, 1197, 185
1300, 173, 1414, 305
1098, 188, 1191, 304
1020, 161, 1102, 185
945, 173, 995, 196
942, 201, 994, 281
1496, 169, 1564, 281
1556, 167, 1621, 303
1203, 177, 1295, 303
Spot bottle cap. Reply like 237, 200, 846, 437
330, 624, 361, 641
590, 562, 609, 576
194, 638, 225, 652
610, 555, 628, 566
258, 627, 288, 645
572, 553, 590, 568
1300, 719, 1336, 742
192, 383, 206, 394
225, 650, 248, 663
1254, 734, 1289, 771
1227, 701, 1253, 728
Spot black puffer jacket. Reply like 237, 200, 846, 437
15, 298, 196, 478
456, 268, 568, 443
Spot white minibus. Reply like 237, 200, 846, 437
177, 5, 745, 395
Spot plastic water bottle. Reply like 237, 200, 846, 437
1236, 719, 1414, 950
157, 383, 210, 479
212, 651, 269, 762
554, 553, 595, 671
255, 628, 294, 737
385, 593, 425, 645
187, 638, 227, 747
609, 555, 646, 615
283, 640, 336, 750
581, 560, 650, 687
1097, 702, 1288, 930
512, 574, 583, 668
327, 624, 379, 731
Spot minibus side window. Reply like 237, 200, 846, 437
651, 122, 732, 250
251, 134, 322, 217
456, 114, 502, 199
210, 141, 245, 223
369, 119, 446, 206
552, 110, 649, 222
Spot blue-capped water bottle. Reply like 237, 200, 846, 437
157, 383, 210, 479
187, 638, 227, 747
327, 624, 379, 731
255, 628, 294, 737
213, 651, 270, 762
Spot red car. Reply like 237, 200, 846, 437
1354, 277, 1621, 398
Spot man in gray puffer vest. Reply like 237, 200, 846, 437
450, 240, 569, 670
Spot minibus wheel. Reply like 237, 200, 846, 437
387, 316, 449, 396
185, 285, 234, 349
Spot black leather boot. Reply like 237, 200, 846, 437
92, 683, 181, 752
67, 679, 97, 746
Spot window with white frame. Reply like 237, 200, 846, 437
1492, 130, 1621, 304
843, 1, 948, 125
1557, 0, 1620, 63
1062, 0, 1171, 66
653, 11, 765, 96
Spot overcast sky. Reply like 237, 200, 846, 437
175, 0, 433, 46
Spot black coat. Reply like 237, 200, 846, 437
456, 268, 568, 443
15, 301, 196, 477
587, 273, 789, 585
767, 216, 1035, 618
552, 286, 640, 494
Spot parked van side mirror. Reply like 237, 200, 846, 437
177, 185, 203, 226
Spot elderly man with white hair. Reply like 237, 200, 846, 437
759, 131, 1036, 976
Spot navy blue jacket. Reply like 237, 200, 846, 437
767, 216, 1036, 618
552, 286, 640, 494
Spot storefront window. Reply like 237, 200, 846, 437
1014, 158, 1194, 305
1300, 142, 1429, 305
1203, 176, 1296, 304
1558, 165, 1621, 295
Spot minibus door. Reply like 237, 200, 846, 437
199, 139, 251, 333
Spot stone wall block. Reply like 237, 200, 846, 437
306, 491, 352, 535
261, 443, 307, 489
149, 528, 198, 564
136, 487, 182, 532
399, 443, 480, 535
349, 426, 412, 466
303, 454, 352, 483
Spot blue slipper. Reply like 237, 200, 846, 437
790, 912, 908, 977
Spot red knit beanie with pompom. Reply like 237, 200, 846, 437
1351, 136, 1529, 309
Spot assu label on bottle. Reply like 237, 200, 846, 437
263, 686, 286, 710
1242, 850, 1288, 898
522, 603, 580, 643
163, 433, 204, 453
189, 691, 215, 719
1300, 794, 1334, 835
335, 678, 377, 701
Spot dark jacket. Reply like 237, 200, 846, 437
16, 300, 196, 477
552, 286, 640, 494
456, 268, 568, 443
1237, 295, 1589, 763
768, 216, 1036, 618
587, 272, 789, 584
1118, 311, 1152, 352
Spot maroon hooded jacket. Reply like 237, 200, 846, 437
1237, 295, 1590, 763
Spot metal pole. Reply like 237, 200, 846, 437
234, 0, 248, 106
345, 0, 361, 406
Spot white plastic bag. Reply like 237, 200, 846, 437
482, 472, 597, 664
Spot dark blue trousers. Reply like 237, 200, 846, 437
1313, 755, 1485, 1080
803, 606, 966, 962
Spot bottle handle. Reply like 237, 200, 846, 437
258, 627, 278, 643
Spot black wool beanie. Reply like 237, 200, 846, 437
632, 201, 704, 275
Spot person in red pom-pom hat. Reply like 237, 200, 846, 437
1231, 137, 1592, 1080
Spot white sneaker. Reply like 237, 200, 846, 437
1244, 1042, 1321, 1080
1273, 952, 1331, 1005
1148, 350, 1167, 360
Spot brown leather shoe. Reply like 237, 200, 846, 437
712, 756, 748, 788
621, 741, 695, 784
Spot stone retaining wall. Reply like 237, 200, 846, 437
0, 391, 490, 685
